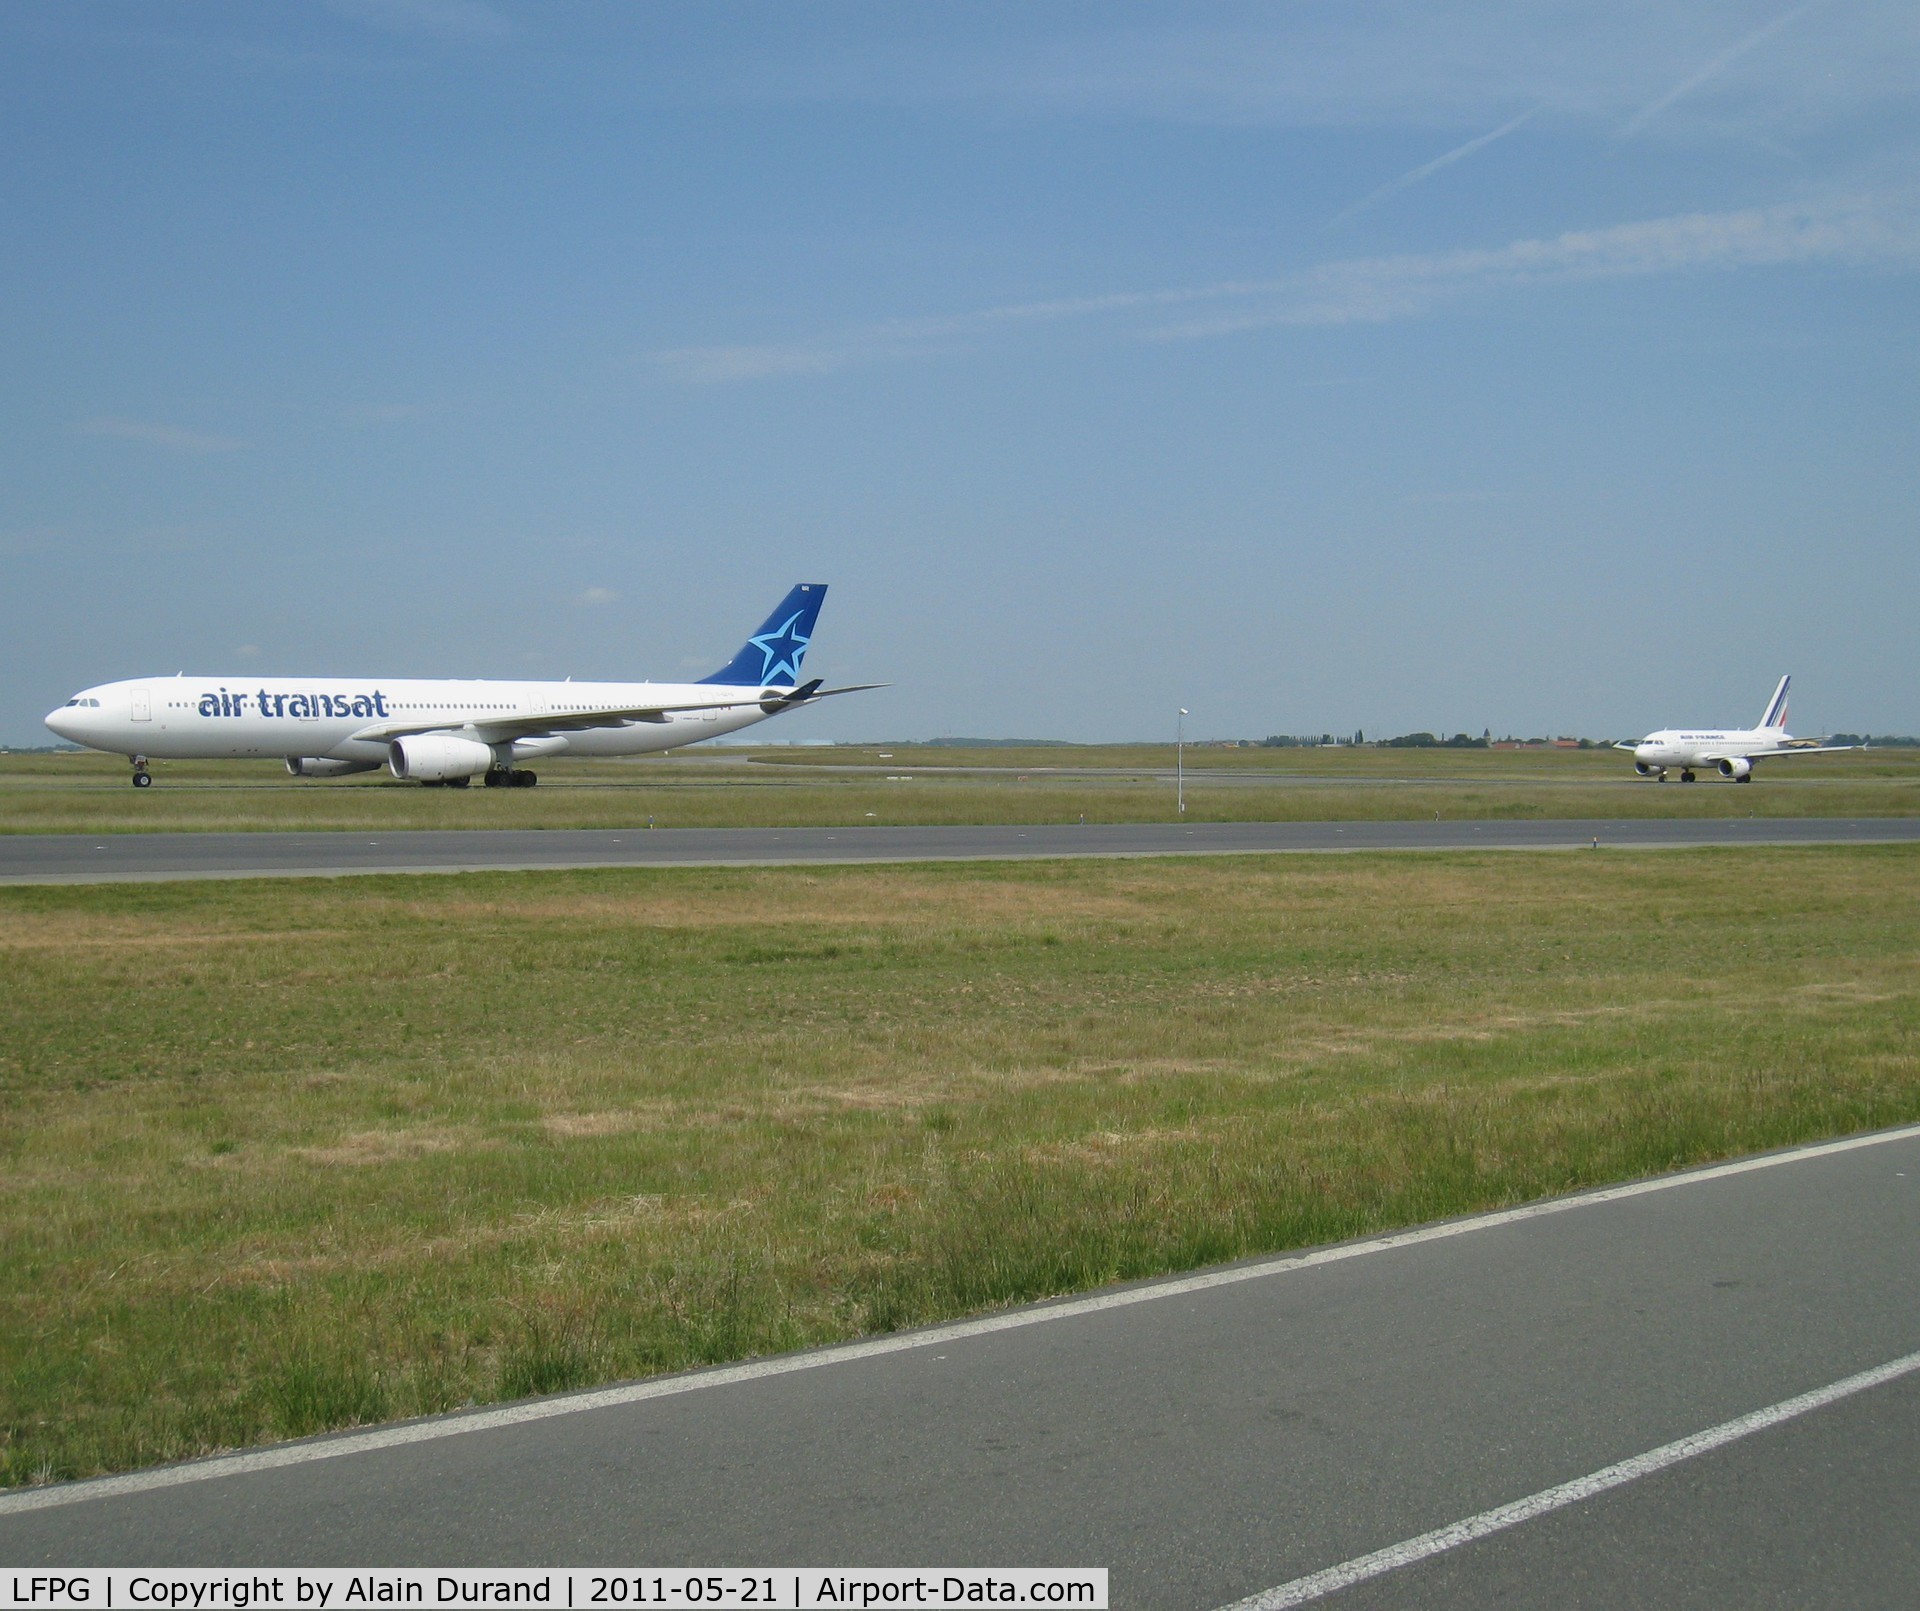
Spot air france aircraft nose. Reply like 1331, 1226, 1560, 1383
45, 698, 92, 743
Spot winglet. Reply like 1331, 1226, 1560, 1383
700, 584, 827, 688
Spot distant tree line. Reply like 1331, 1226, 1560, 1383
1379, 732, 1490, 749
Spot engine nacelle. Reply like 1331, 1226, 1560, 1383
1717, 757, 1753, 781
286, 757, 382, 778
1634, 760, 1655, 777
388, 734, 495, 782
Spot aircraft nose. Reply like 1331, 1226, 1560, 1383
45, 706, 82, 741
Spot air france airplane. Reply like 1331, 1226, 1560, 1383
1617, 675, 1850, 783
46, 583, 876, 787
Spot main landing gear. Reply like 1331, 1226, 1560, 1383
131, 756, 152, 789
1680, 769, 1697, 783
483, 769, 539, 789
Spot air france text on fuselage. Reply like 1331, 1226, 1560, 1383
197, 688, 391, 719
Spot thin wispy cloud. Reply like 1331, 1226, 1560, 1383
1329, 105, 1543, 227
324, 0, 515, 44
1402, 490, 1513, 507
1619, 1, 1821, 137
76, 417, 245, 453
577, 586, 619, 607
0, 526, 59, 559
654, 344, 882, 385
656, 192, 1920, 383
719, 3, 1918, 139
656, 292, 1168, 383
342, 402, 432, 428
1160, 192, 1920, 337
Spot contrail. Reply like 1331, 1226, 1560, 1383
1619, 0, 1820, 137
1329, 105, 1542, 228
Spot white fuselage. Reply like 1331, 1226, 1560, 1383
1630, 726, 1798, 772
1621, 676, 1846, 782
46, 675, 778, 766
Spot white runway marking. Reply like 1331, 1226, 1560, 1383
4, 1122, 1917, 1518
1224, 1347, 1920, 1608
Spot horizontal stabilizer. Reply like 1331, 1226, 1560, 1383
760, 679, 889, 714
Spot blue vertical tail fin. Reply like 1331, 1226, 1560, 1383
699, 583, 827, 687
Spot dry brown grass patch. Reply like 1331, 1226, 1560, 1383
0, 920, 329, 952
389, 874, 1168, 932
541, 1110, 645, 1139
291, 1127, 473, 1166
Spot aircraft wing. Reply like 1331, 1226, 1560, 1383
347, 697, 757, 744
345, 681, 885, 746
1696, 744, 1855, 767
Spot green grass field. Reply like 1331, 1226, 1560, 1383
4, 846, 1917, 1485
3, 744, 1915, 834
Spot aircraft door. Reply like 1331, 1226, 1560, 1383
131, 688, 151, 722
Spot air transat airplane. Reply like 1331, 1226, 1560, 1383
46, 583, 877, 787
1617, 675, 1850, 783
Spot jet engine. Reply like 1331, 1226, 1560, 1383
1634, 760, 1656, 777
1717, 757, 1753, 781
286, 757, 381, 779
388, 734, 495, 782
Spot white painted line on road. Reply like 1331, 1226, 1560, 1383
1223, 1346, 1920, 1609
5, 1121, 1918, 1518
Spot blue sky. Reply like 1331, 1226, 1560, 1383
4, 1, 1916, 744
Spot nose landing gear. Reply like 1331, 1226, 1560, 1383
131, 756, 152, 788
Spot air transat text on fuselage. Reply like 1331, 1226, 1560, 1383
197, 689, 391, 719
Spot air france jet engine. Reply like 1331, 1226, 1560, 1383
388, 734, 494, 784
1717, 757, 1753, 782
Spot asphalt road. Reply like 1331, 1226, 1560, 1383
2, 816, 1917, 883
5, 1127, 1919, 1608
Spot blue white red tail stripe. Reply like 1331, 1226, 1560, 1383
1759, 675, 1791, 731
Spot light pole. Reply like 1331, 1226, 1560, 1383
1177, 708, 1188, 816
